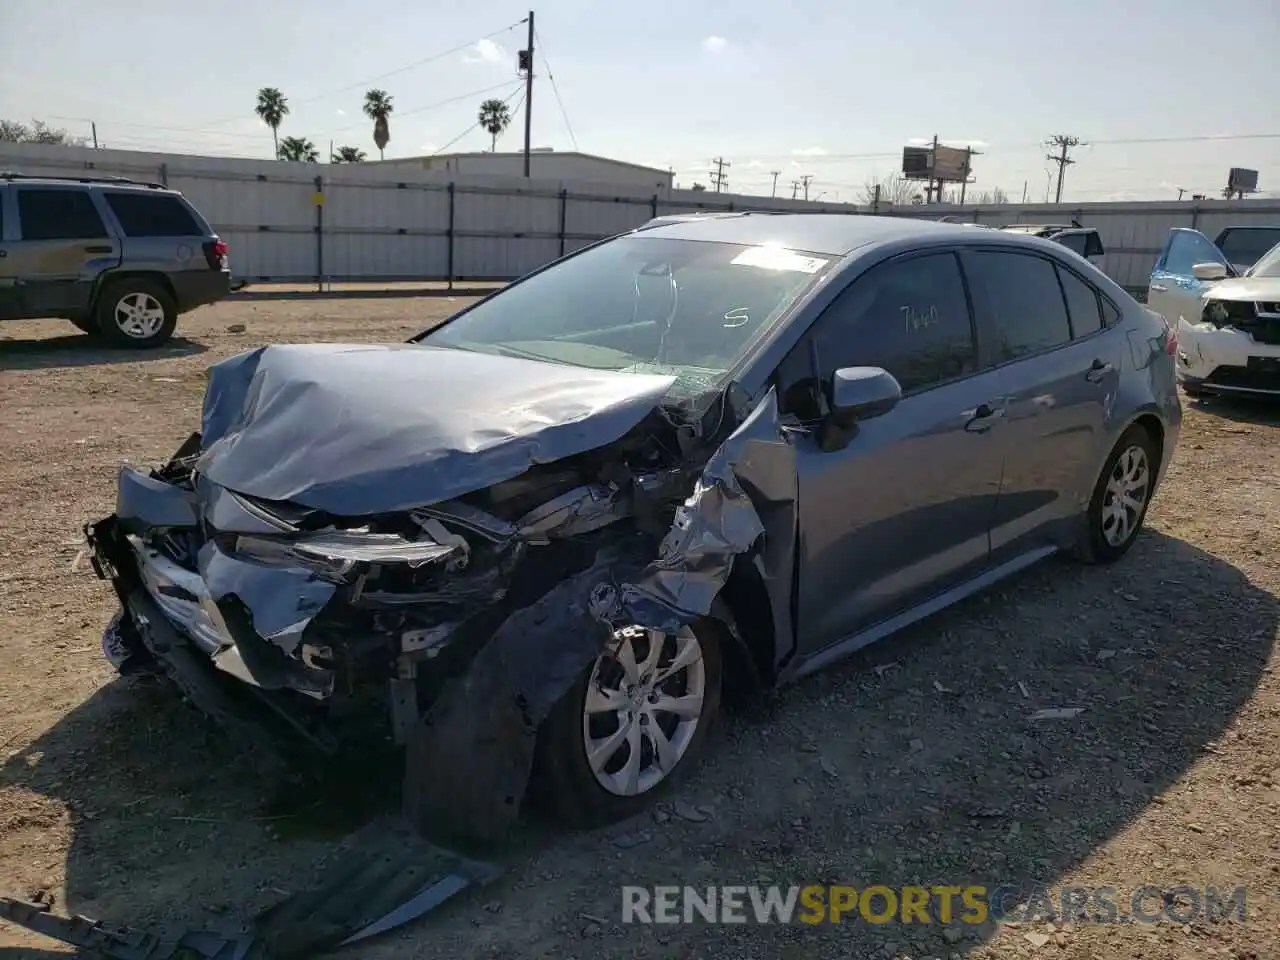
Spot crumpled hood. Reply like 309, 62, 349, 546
197, 343, 675, 517
1202, 276, 1280, 303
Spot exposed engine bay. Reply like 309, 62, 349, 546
85, 341, 798, 843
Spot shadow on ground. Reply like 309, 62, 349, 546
0, 335, 207, 371
0, 530, 1274, 957
1187, 393, 1280, 426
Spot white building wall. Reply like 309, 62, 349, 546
368, 151, 674, 191
2, 142, 1278, 291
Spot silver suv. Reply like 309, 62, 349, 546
0, 173, 230, 347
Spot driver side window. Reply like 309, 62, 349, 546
1161, 231, 1225, 276
778, 251, 977, 418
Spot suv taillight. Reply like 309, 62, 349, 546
203, 238, 229, 270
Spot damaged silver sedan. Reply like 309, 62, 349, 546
86, 214, 1181, 842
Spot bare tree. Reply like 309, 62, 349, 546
859, 173, 921, 206
973, 187, 1010, 205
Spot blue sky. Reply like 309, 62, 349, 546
2, 0, 1277, 201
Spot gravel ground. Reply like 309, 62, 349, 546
1, 301, 1278, 960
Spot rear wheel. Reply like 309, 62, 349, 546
95, 278, 177, 348
532, 621, 722, 828
1072, 425, 1158, 564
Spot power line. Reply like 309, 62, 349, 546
432, 84, 526, 156
330, 81, 520, 133
534, 29, 578, 152
800, 174, 814, 201
1045, 133, 1081, 204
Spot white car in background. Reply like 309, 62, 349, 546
1148, 229, 1280, 397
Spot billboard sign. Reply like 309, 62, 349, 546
1228, 168, 1259, 193
901, 144, 972, 182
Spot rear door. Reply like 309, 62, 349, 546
961, 247, 1124, 562
0, 185, 18, 321
1148, 228, 1228, 328
11, 185, 120, 317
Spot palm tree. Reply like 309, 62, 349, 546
363, 89, 394, 159
477, 99, 512, 152
278, 136, 319, 162
254, 87, 289, 159
331, 145, 367, 163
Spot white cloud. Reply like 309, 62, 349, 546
746, 159, 764, 168
335, 108, 346, 116
702, 36, 729, 54
418, 142, 438, 153
791, 146, 826, 157
463, 38, 507, 64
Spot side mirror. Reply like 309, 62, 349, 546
819, 367, 902, 452
1191, 261, 1228, 281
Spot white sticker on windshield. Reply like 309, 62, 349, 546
730, 245, 829, 274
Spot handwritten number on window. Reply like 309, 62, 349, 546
901, 303, 939, 334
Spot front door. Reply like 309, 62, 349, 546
11, 186, 118, 318
960, 248, 1122, 561
1147, 228, 1229, 330
778, 250, 1006, 656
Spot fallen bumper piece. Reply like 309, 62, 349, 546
0, 826, 501, 959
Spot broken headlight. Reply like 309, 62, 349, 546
230, 529, 459, 582
1202, 299, 1254, 329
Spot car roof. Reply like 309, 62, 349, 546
631, 212, 983, 256
0, 172, 172, 192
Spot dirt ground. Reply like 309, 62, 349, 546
1, 300, 1278, 960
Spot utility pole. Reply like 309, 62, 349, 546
959, 145, 982, 205
1045, 134, 1080, 205
91, 122, 99, 149
520, 11, 535, 178
791, 180, 800, 200
1177, 187, 1186, 201
769, 170, 780, 198
800, 174, 813, 201
1021, 180, 1028, 204
710, 157, 731, 193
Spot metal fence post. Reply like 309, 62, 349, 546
1190, 205, 1200, 230
159, 163, 169, 187
314, 174, 324, 292
558, 188, 568, 257
446, 183, 456, 290
650, 194, 659, 218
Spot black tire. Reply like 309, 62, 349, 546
531, 619, 723, 829
1071, 424, 1159, 565
95, 277, 177, 348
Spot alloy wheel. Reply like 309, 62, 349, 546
1101, 444, 1150, 547
582, 625, 706, 797
113, 292, 166, 340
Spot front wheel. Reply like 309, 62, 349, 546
531, 620, 722, 828
95, 278, 177, 348
1072, 425, 1159, 564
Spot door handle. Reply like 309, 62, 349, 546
84, 244, 114, 254
1086, 358, 1114, 383
0, 249, 6, 258
964, 402, 1005, 433
1149, 284, 1168, 292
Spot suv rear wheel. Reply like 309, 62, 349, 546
95, 278, 177, 348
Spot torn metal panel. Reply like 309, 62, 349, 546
403, 543, 633, 842
0, 824, 501, 959
614, 388, 796, 635
116, 466, 199, 533
197, 343, 675, 516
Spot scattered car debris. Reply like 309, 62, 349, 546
873, 662, 900, 678
227, 323, 247, 333
1029, 708, 1085, 721
1017, 681, 1031, 698
819, 756, 839, 778
1096, 649, 1117, 661
610, 830, 653, 849
671, 800, 710, 823
0, 823, 500, 958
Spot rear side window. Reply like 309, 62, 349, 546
801, 252, 976, 398
963, 250, 1072, 362
104, 191, 201, 237
17, 188, 108, 241
1057, 266, 1103, 337
1216, 228, 1280, 270
1056, 233, 1088, 256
